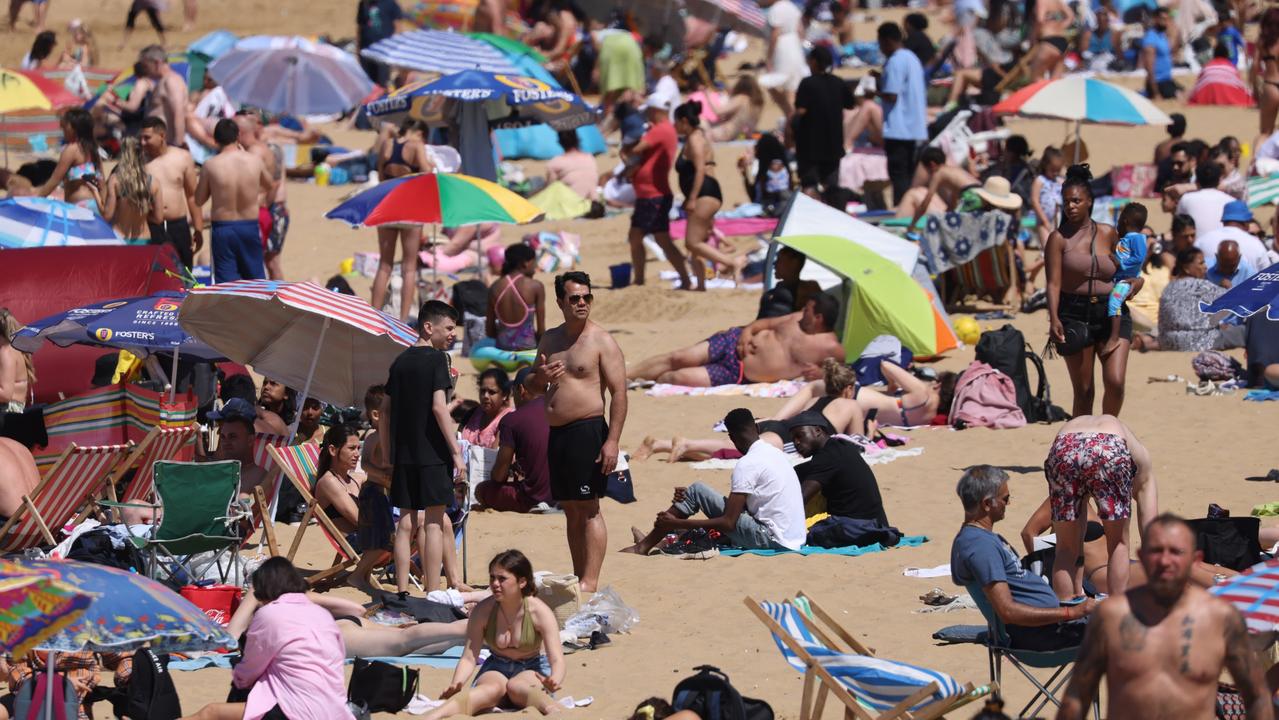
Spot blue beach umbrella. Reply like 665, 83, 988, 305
0, 197, 120, 248
359, 28, 521, 75
1198, 261, 1279, 320
12, 291, 225, 361
365, 69, 598, 131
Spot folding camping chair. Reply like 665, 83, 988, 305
133, 460, 246, 586
746, 594, 995, 720
84, 425, 197, 524
0, 443, 133, 552
966, 585, 1099, 719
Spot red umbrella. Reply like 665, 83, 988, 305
13, 69, 83, 108
1188, 58, 1254, 107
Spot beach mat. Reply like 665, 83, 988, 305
645, 380, 805, 398
169, 646, 465, 671
718, 534, 928, 557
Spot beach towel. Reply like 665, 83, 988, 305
718, 534, 927, 557
169, 646, 467, 671
1244, 390, 1279, 401
645, 380, 805, 398
915, 210, 1012, 276
668, 217, 778, 239
690, 446, 924, 471
529, 181, 591, 220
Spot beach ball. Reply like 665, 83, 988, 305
955, 316, 980, 345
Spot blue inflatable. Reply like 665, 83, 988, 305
470, 337, 537, 372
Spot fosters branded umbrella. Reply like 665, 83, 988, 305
1198, 261, 1279, 320
365, 69, 598, 131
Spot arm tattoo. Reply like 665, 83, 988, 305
1059, 612, 1107, 718
1221, 609, 1272, 720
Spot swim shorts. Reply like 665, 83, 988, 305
547, 416, 608, 502
148, 217, 193, 268
704, 326, 746, 386
265, 202, 289, 255
631, 194, 673, 234
1041, 36, 1068, 54
211, 219, 266, 283
1058, 293, 1133, 350
1044, 431, 1135, 522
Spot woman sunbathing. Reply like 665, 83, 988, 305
775, 360, 956, 428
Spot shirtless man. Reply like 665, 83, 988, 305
906, 146, 982, 230
628, 294, 846, 387
255, 378, 292, 436
1057, 514, 1272, 720
140, 45, 188, 146
0, 438, 39, 527
1029, 0, 1075, 80
234, 112, 287, 280
141, 117, 202, 269
194, 118, 272, 283
529, 271, 627, 594
209, 398, 269, 497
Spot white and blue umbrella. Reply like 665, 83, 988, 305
1199, 261, 1279, 320
0, 197, 120, 248
365, 69, 598, 131
360, 28, 521, 75
208, 35, 374, 115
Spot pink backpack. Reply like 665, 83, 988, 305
948, 361, 1027, 429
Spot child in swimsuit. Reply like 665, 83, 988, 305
1106, 203, 1148, 352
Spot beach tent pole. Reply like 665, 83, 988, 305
1073, 120, 1081, 164
169, 346, 181, 403
44, 650, 55, 720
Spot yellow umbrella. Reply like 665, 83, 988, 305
0, 67, 54, 113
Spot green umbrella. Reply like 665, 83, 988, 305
777, 235, 944, 358
1247, 174, 1279, 209
468, 32, 547, 64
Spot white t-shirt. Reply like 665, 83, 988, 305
1176, 187, 1235, 235
1196, 225, 1271, 273
730, 440, 806, 551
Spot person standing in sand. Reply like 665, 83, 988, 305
141, 117, 202, 269
101, 137, 162, 244
529, 272, 627, 595
234, 113, 286, 280
139, 46, 186, 145
194, 119, 273, 283
1056, 514, 1272, 720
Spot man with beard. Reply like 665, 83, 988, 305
1056, 515, 1271, 720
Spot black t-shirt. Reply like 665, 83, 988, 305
797, 439, 888, 526
357, 0, 403, 49
386, 346, 452, 467
905, 29, 936, 67
793, 73, 854, 168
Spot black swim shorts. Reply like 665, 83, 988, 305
631, 195, 673, 234
1058, 293, 1132, 351
1041, 35, 1068, 54
547, 415, 608, 502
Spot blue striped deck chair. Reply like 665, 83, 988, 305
965, 585, 1099, 720
745, 595, 995, 720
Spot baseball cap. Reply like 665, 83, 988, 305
786, 410, 836, 435
640, 93, 673, 112
1221, 200, 1253, 224
208, 397, 257, 422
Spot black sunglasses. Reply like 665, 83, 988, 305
566, 293, 594, 305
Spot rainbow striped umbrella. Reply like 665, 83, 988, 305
325, 172, 543, 228
993, 76, 1172, 125
1211, 557, 1279, 633
0, 568, 93, 656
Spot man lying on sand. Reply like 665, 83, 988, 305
627, 295, 845, 386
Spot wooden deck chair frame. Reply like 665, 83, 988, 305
80, 425, 198, 524
266, 443, 385, 591
744, 593, 994, 720
0, 443, 133, 551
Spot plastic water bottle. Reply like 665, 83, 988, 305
314, 162, 331, 187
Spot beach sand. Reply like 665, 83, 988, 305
6, 4, 1277, 717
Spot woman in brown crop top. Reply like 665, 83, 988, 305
1044, 164, 1132, 417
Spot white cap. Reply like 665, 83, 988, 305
640, 93, 673, 112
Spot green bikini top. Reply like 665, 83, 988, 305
485, 597, 542, 653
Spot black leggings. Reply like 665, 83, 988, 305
126, 0, 164, 33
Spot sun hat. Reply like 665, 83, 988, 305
1221, 200, 1254, 224
972, 176, 1024, 211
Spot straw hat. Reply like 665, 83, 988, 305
972, 176, 1023, 211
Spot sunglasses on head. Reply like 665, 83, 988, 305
566, 293, 594, 305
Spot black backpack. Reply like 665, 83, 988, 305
975, 325, 1067, 424
1187, 517, 1264, 571
348, 658, 418, 714
66, 528, 146, 572
125, 649, 181, 719
672, 666, 774, 720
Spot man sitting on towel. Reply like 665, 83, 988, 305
788, 412, 889, 527
951, 465, 1096, 651
622, 408, 806, 554
627, 295, 845, 386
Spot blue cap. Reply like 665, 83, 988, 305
208, 397, 257, 422
1221, 200, 1253, 224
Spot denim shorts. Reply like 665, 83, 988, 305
476, 654, 550, 682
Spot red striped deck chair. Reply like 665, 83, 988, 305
0, 444, 132, 552
267, 443, 387, 591
85, 425, 197, 523
244, 433, 290, 554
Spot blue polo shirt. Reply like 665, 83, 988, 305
951, 525, 1060, 609
881, 48, 927, 142
1207, 257, 1255, 287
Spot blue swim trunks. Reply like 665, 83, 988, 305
704, 326, 748, 386
211, 219, 266, 283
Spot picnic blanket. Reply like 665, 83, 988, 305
915, 210, 1012, 276
668, 217, 778, 239
170, 645, 467, 671
718, 534, 927, 557
645, 380, 805, 398
690, 446, 923, 471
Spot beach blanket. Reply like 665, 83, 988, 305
668, 217, 778, 239
690, 446, 923, 471
659, 271, 763, 291
1244, 389, 1279, 401
915, 210, 1012, 276
645, 380, 805, 398
718, 534, 927, 557
170, 646, 466, 671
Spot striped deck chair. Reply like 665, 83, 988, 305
244, 433, 290, 555
85, 425, 197, 523
0, 444, 133, 552
745, 595, 995, 720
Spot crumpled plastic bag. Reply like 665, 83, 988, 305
562, 585, 638, 637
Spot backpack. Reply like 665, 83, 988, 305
12, 672, 78, 720
948, 361, 1027, 429
125, 649, 182, 719
66, 527, 145, 573
672, 665, 774, 720
975, 324, 1066, 423
347, 658, 418, 714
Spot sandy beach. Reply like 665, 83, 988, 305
5, 1, 1278, 717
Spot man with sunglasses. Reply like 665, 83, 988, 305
529, 272, 628, 595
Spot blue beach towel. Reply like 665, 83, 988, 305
169, 646, 465, 671
719, 535, 928, 557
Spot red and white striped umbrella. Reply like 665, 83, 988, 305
177, 280, 418, 409
1187, 58, 1255, 107
685, 0, 767, 38
1210, 558, 1279, 634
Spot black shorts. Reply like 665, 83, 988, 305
756, 420, 787, 438
1059, 293, 1133, 347
149, 217, 193, 268
1154, 80, 1180, 99
1041, 35, 1068, 54
547, 416, 607, 502
1007, 619, 1088, 651
631, 195, 673, 234
390, 463, 453, 510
